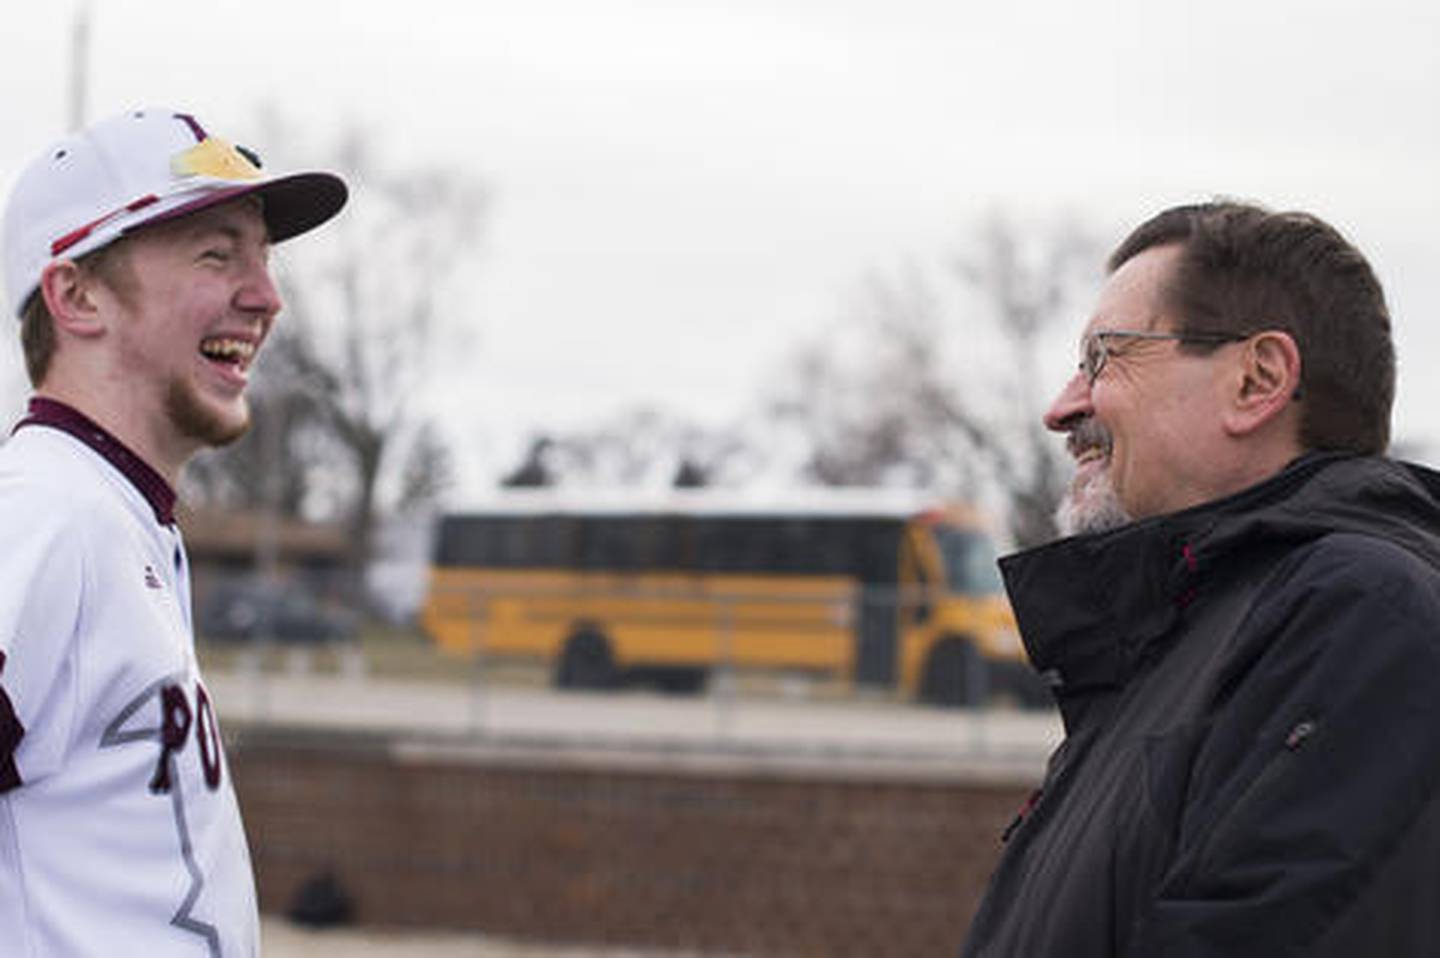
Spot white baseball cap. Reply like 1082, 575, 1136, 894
3, 107, 348, 318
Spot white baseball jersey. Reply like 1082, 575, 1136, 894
0, 399, 258, 957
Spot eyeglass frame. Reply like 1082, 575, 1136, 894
1078, 329, 1249, 385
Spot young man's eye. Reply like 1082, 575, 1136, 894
201, 249, 231, 263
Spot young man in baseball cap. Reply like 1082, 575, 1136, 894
0, 107, 346, 956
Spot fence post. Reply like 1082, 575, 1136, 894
967, 655, 991, 756
240, 639, 270, 724
467, 588, 488, 737
713, 592, 737, 741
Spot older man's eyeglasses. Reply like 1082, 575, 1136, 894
1079, 329, 1247, 384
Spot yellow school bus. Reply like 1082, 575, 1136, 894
420, 491, 1042, 706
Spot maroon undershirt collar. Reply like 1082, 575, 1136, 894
13, 397, 177, 525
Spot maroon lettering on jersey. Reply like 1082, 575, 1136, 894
194, 683, 222, 790
0, 652, 22, 793
149, 684, 193, 794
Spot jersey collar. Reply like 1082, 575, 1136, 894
13, 397, 177, 525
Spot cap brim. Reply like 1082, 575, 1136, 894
134, 171, 348, 244
251, 172, 349, 243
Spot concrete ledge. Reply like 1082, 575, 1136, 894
230, 719, 1045, 786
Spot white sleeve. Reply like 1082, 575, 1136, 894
0, 498, 85, 790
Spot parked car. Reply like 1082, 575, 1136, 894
199, 580, 360, 644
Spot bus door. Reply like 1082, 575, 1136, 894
850, 522, 902, 688
853, 585, 896, 687
895, 523, 945, 694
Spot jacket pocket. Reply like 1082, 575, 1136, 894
1190, 713, 1322, 880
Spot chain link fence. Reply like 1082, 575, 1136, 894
202, 583, 1059, 955
202, 582, 1057, 760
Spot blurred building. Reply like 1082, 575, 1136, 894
179, 506, 351, 606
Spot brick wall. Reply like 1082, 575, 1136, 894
228, 725, 1036, 957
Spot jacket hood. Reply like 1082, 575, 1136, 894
1000, 454, 1440, 707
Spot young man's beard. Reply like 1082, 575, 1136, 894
166, 379, 250, 449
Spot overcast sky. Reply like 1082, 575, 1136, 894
3, 0, 1439, 487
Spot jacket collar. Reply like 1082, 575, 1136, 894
999, 453, 1351, 725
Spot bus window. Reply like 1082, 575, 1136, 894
934, 528, 1005, 596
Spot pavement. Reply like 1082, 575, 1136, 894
262, 916, 694, 957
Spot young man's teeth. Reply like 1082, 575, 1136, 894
201, 338, 255, 361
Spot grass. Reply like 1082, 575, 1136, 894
197, 624, 496, 686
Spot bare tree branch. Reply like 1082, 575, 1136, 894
772, 210, 1099, 547
186, 116, 487, 604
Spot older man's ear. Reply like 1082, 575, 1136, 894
1221, 330, 1303, 439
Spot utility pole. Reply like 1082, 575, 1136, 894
69, 1, 91, 130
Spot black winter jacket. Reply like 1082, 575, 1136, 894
963, 454, 1440, 957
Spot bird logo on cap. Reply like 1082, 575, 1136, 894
170, 135, 263, 182
169, 112, 263, 182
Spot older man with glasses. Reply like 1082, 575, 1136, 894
962, 201, 1440, 957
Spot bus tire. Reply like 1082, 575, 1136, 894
650, 666, 708, 695
919, 636, 985, 708
555, 630, 619, 690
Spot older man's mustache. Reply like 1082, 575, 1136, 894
1066, 417, 1113, 460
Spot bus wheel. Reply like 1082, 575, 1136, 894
555, 630, 619, 690
649, 667, 708, 695
919, 637, 985, 708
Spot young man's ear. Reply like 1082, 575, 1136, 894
1222, 330, 1302, 437
38, 260, 107, 338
